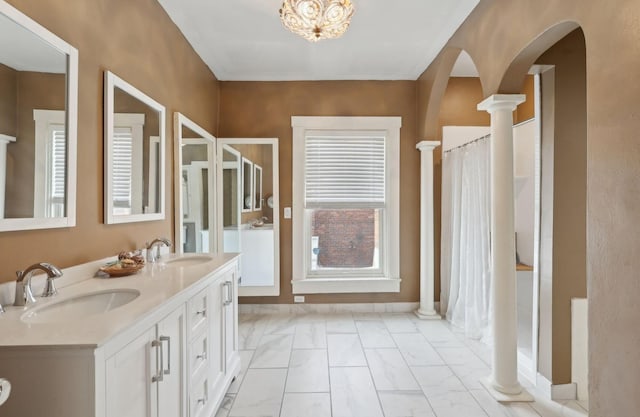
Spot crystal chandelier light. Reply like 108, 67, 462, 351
279, 0, 355, 42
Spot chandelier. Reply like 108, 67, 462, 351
279, 0, 355, 42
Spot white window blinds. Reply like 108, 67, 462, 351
112, 127, 133, 208
304, 135, 385, 208
47, 124, 66, 217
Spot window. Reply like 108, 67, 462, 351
292, 116, 401, 294
33, 109, 66, 217
111, 113, 144, 215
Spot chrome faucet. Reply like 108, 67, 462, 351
146, 238, 172, 263
14, 263, 63, 307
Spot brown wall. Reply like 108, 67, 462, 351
219, 81, 419, 305
418, 0, 640, 414
0, 64, 17, 137
0, 0, 219, 283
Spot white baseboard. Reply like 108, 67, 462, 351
239, 302, 419, 315
535, 373, 577, 400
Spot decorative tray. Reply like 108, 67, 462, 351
99, 261, 145, 277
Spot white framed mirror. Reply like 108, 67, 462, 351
0, 1, 78, 232
241, 157, 253, 212
217, 138, 280, 297
254, 164, 262, 211
104, 71, 165, 224
174, 112, 216, 254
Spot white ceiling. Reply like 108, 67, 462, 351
157, 0, 480, 81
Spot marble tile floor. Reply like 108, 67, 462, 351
216, 312, 589, 417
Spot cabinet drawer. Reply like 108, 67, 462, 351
189, 376, 209, 417
188, 288, 208, 337
189, 330, 209, 379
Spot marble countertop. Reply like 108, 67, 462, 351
0, 252, 238, 348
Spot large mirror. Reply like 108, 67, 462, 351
0, 1, 78, 232
217, 138, 280, 297
174, 112, 216, 254
104, 71, 165, 224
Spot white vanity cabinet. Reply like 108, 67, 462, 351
105, 304, 186, 417
0, 255, 240, 417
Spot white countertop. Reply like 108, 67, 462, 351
0, 253, 239, 349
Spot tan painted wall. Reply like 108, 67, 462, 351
0, 0, 219, 283
418, 1, 640, 414
0, 64, 17, 137
218, 81, 419, 304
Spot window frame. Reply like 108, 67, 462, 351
292, 116, 401, 294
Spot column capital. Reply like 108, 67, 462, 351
477, 94, 525, 113
0, 134, 16, 145
416, 140, 441, 152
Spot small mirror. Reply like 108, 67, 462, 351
174, 112, 216, 254
254, 164, 262, 211
104, 71, 165, 224
241, 157, 253, 212
0, 1, 78, 231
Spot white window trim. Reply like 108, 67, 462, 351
291, 116, 401, 294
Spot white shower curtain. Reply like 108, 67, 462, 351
440, 136, 491, 340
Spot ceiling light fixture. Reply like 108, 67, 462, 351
279, 0, 355, 42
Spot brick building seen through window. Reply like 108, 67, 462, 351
310, 209, 380, 270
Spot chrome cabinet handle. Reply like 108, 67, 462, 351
160, 336, 171, 375
151, 339, 164, 383
196, 351, 207, 360
196, 309, 206, 316
223, 281, 232, 306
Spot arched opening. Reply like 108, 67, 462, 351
499, 23, 588, 402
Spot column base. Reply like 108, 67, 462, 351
481, 379, 534, 403
414, 309, 441, 320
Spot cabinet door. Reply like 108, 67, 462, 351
223, 268, 239, 371
105, 327, 158, 417
157, 305, 186, 417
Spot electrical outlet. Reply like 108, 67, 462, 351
294, 295, 305, 303
284, 207, 292, 219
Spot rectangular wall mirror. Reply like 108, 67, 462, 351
217, 138, 280, 297
104, 71, 165, 224
174, 112, 216, 254
0, 1, 78, 232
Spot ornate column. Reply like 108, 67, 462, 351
0, 134, 16, 219
478, 94, 532, 401
415, 141, 441, 320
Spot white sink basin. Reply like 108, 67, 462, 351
21, 289, 140, 324
163, 255, 213, 267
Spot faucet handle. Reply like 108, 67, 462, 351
42, 275, 59, 297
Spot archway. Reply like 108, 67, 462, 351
497, 22, 588, 401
